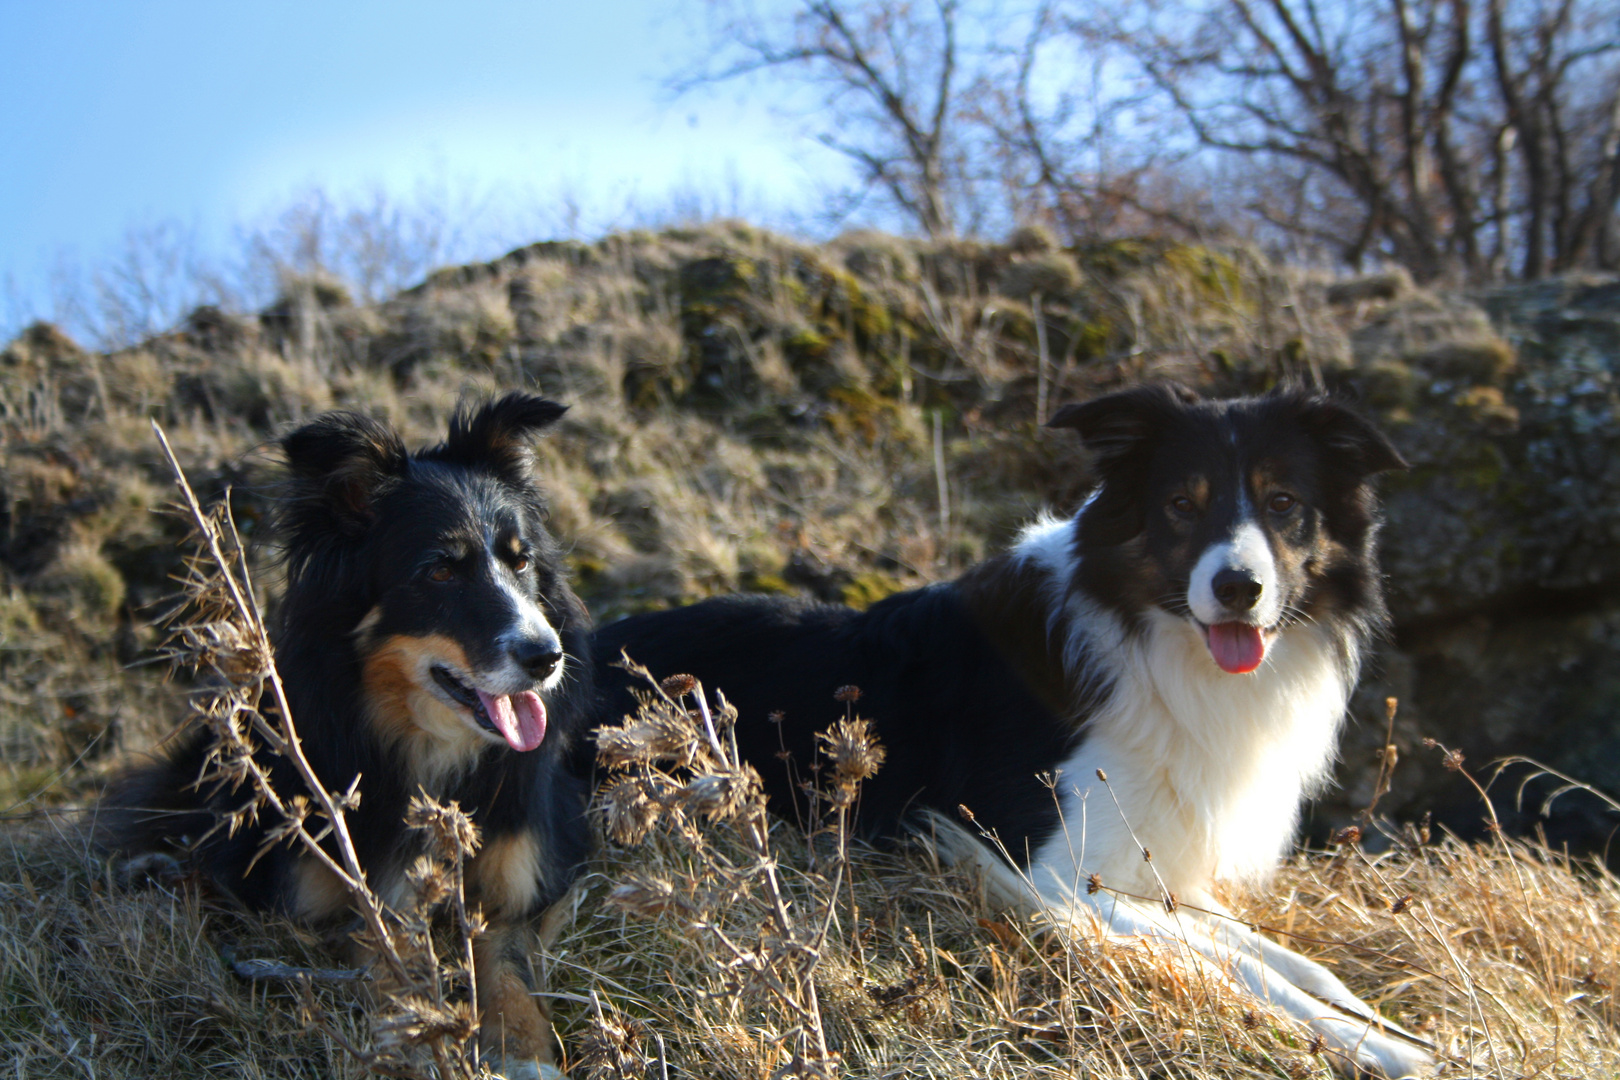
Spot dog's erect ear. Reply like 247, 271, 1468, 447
1296, 397, 1408, 477
1047, 382, 1200, 464
434, 393, 568, 481
281, 412, 408, 536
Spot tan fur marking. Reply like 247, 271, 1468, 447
1185, 474, 1210, 508
292, 856, 348, 920
474, 933, 555, 1066
470, 832, 545, 919
535, 893, 575, 949
360, 633, 487, 789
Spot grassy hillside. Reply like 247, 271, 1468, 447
2, 222, 1618, 1076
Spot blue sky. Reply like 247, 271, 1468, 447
1, 0, 846, 336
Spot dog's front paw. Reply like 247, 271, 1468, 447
487, 1056, 566, 1080
1351, 1033, 1436, 1079
115, 851, 186, 888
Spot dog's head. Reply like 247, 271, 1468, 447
279, 394, 585, 764
1050, 383, 1406, 673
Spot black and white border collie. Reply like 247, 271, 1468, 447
105, 394, 591, 1079
595, 384, 1434, 1077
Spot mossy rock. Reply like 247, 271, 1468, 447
836, 230, 919, 282
1, 321, 85, 370
1355, 360, 1422, 411
1451, 385, 1520, 435
680, 255, 759, 307
182, 305, 257, 352
841, 571, 904, 610
1076, 238, 1171, 278
1413, 337, 1517, 384
1006, 223, 1059, 255
823, 384, 915, 445
1066, 314, 1117, 362
1326, 269, 1412, 306
30, 544, 126, 630
997, 253, 1081, 300
814, 268, 896, 347
783, 325, 834, 368
1163, 245, 1246, 303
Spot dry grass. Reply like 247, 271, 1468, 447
547, 683, 1620, 1080
10, 726, 1613, 1078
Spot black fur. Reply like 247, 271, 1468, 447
104, 393, 593, 923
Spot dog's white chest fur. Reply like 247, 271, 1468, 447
1013, 516, 1349, 908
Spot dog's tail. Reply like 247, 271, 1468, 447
92, 744, 214, 858
912, 809, 1051, 913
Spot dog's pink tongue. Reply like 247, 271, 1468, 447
477, 690, 548, 751
1206, 622, 1265, 674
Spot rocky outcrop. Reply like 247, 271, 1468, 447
3, 225, 1617, 855
1323, 276, 1620, 852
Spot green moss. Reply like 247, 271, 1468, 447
0, 764, 60, 812
1163, 245, 1244, 302
993, 302, 1038, 348
0, 590, 41, 645
784, 326, 832, 366
841, 571, 904, 610
1415, 338, 1517, 384
1076, 238, 1162, 278
824, 269, 895, 345
680, 254, 758, 305
824, 385, 913, 445
741, 571, 796, 595
1352, 361, 1417, 411
1069, 316, 1115, 361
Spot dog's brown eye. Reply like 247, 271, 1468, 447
428, 565, 454, 583
1268, 493, 1297, 513
511, 555, 529, 572
1170, 495, 1196, 515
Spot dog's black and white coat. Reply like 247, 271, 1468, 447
105, 394, 590, 1079
595, 384, 1434, 1077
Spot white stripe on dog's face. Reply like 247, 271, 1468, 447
491, 572, 566, 694
1188, 497, 1282, 627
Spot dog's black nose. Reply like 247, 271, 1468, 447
1212, 568, 1263, 610
511, 639, 564, 680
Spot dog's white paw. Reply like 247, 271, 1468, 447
487, 1057, 566, 1080
1350, 1031, 1437, 1079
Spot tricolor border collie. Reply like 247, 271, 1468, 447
594, 384, 1435, 1077
105, 394, 590, 1078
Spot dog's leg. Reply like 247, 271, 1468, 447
474, 924, 564, 1080
1202, 916, 1425, 1033
471, 923, 562, 1080
1072, 895, 1436, 1078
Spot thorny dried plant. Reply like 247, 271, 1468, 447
592, 660, 891, 1079
150, 422, 491, 1080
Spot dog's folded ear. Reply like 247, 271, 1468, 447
1295, 396, 1408, 477
281, 412, 409, 538
1047, 382, 1200, 463
434, 393, 568, 482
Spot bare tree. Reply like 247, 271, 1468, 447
681, 0, 982, 237
971, 1, 1216, 244
1087, 0, 1620, 279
